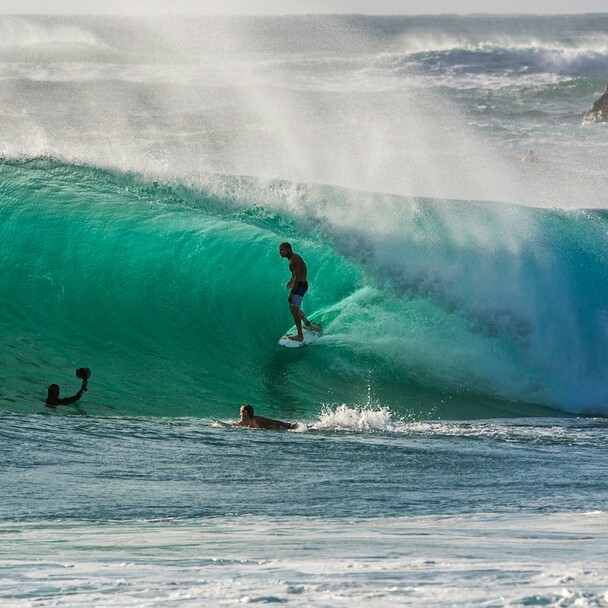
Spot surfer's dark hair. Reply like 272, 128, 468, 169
47, 384, 60, 399
279, 242, 292, 251
241, 404, 254, 417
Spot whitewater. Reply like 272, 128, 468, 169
1, 12, 608, 607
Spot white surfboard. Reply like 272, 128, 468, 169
278, 323, 322, 348
212, 417, 236, 428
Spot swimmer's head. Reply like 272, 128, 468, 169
240, 404, 254, 419
47, 384, 60, 400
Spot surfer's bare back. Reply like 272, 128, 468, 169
235, 404, 297, 430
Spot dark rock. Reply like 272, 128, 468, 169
584, 84, 608, 123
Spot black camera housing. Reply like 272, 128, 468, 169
76, 367, 91, 380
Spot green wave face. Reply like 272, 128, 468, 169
2, 158, 608, 419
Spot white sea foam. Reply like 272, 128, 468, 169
2, 513, 607, 607
313, 403, 398, 431
308, 404, 608, 445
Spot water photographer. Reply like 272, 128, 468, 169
46, 367, 91, 407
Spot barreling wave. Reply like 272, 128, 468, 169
1, 157, 607, 419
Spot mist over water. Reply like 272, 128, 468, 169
1, 14, 607, 204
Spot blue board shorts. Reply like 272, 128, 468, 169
291, 282, 308, 309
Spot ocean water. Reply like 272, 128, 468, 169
1, 13, 608, 607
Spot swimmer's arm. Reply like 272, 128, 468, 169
60, 380, 88, 405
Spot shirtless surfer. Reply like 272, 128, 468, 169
279, 241, 313, 341
235, 404, 298, 430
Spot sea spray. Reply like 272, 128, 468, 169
313, 404, 399, 432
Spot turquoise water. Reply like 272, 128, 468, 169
2, 12, 608, 607
2, 158, 608, 418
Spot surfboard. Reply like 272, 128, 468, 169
212, 417, 236, 428
278, 322, 322, 348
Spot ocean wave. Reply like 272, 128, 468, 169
398, 43, 608, 88
0, 16, 104, 49
3, 14, 607, 88
306, 404, 608, 446
1, 159, 608, 418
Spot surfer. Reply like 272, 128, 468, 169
521, 149, 539, 164
279, 241, 312, 341
46, 378, 88, 407
235, 404, 298, 430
